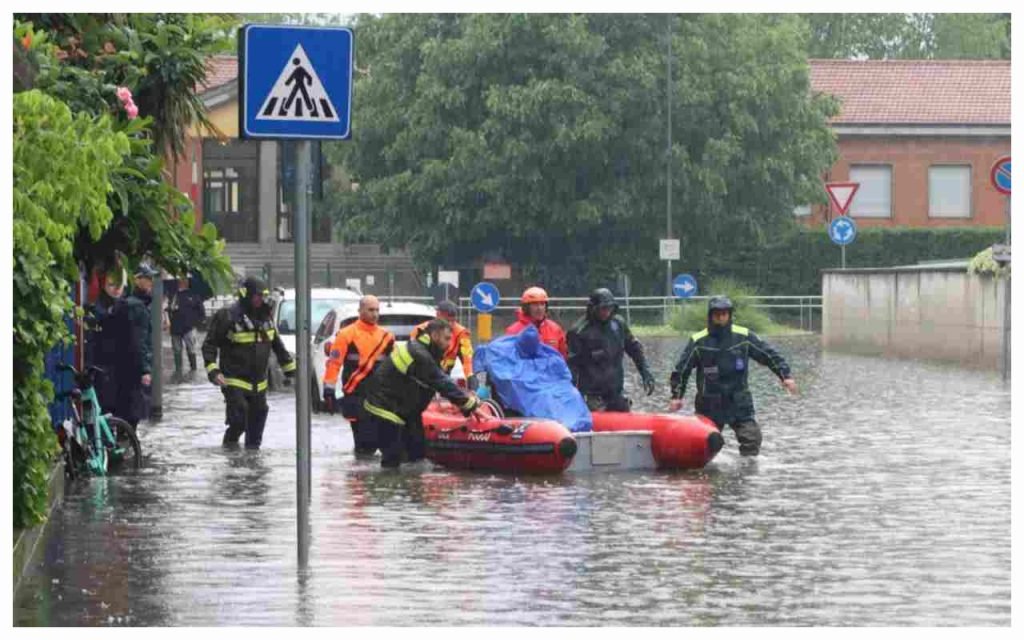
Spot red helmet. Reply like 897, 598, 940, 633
521, 286, 549, 304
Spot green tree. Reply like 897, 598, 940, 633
804, 13, 1010, 59
13, 16, 235, 528
325, 14, 837, 293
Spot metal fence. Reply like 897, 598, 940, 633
203, 292, 822, 335
456, 295, 823, 336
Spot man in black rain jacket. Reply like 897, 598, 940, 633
362, 318, 487, 468
202, 277, 296, 449
567, 288, 655, 412
669, 296, 797, 456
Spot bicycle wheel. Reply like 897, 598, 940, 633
62, 433, 88, 481
106, 417, 142, 472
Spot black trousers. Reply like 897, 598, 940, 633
363, 412, 426, 468
583, 392, 631, 413
222, 387, 270, 449
709, 419, 762, 456
98, 371, 145, 428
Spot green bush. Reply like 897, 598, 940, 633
14, 90, 129, 528
668, 277, 778, 335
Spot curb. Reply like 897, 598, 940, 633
12, 461, 64, 597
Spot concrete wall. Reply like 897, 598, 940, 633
822, 266, 1007, 369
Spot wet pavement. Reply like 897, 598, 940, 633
14, 336, 1011, 625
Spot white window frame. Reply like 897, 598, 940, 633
928, 164, 972, 219
848, 164, 893, 219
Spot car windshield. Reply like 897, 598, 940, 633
278, 300, 349, 335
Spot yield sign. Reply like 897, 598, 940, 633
825, 182, 860, 215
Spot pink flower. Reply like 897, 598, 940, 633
116, 86, 132, 103
125, 101, 139, 120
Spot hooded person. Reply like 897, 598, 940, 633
668, 295, 798, 456
202, 276, 296, 449
567, 287, 655, 412
88, 267, 152, 428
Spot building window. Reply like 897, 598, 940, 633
203, 168, 240, 215
202, 139, 259, 242
793, 204, 811, 217
848, 165, 892, 218
929, 165, 972, 218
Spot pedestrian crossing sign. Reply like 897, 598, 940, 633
240, 24, 353, 140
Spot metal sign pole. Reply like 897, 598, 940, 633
295, 139, 312, 568
841, 244, 846, 270
1003, 195, 1011, 381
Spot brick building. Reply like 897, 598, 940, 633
802, 59, 1010, 228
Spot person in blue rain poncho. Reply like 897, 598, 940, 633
473, 325, 592, 433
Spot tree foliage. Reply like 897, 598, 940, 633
13, 15, 235, 528
325, 14, 838, 292
13, 90, 129, 527
16, 16, 234, 281
804, 13, 1010, 60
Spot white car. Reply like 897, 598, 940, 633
268, 287, 362, 390
310, 300, 466, 412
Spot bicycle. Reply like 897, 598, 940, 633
56, 363, 142, 479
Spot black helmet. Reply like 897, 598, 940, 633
708, 295, 734, 312
436, 300, 458, 317
238, 276, 270, 301
589, 288, 616, 309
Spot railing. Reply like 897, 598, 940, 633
202, 293, 823, 333
457, 295, 823, 333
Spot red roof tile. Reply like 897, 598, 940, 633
809, 59, 1010, 125
197, 55, 238, 94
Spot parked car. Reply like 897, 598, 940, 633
308, 300, 465, 412
268, 288, 361, 390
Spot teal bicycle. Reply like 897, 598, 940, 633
57, 363, 142, 479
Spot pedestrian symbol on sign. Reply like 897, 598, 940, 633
257, 44, 340, 122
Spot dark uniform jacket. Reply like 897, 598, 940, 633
670, 322, 791, 426
168, 288, 206, 336
567, 313, 650, 397
90, 293, 152, 379
363, 333, 479, 426
202, 301, 296, 393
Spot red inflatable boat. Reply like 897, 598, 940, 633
422, 402, 578, 474
591, 412, 724, 470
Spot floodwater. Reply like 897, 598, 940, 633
14, 336, 1011, 626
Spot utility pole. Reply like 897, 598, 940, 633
665, 16, 673, 299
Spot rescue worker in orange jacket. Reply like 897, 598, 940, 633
410, 300, 478, 390
505, 286, 568, 358
322, 295, 396, 455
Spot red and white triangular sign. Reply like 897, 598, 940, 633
825, 182, 860, 215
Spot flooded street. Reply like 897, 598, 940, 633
14, 335, 1011, 626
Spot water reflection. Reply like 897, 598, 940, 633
14, 336, 1011, 626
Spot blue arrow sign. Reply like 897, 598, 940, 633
240, 25, 353, 140
470, 282, 500, 313
672, 274, 698, 299
829, 216, 857, 246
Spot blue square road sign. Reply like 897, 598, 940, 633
239, 25, 353, 140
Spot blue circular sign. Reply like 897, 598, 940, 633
672, 274, 698, 299
470, 282, 500, 313
991, 157, 1011, 195
829, 216, 857, 246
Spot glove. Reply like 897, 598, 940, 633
283, 368, 295, 386
641, 369, 656, 396
466, 374, 479, 391
208, 369, 221, 385
323, 388, 336, 415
